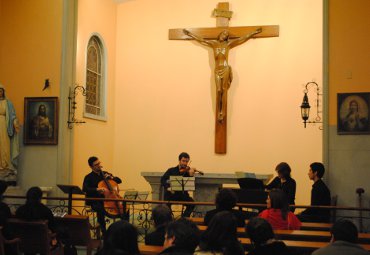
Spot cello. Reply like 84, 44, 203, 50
98, 171, 126, 219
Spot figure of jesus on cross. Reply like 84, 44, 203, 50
183, 28, 262, 122
169, 2, 279, 154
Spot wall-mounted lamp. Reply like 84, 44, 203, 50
68, 85, 86, 129
300, 81, 322, 128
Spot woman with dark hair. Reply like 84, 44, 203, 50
96, 220, 140, 255
194, 211, 244, 255
259, 189, 301, 230
246, 217, 291, 255
204, 189, 245, 227
15, 186, 56, 232
265, 162, 296, 211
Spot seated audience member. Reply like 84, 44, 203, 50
298, 162, 331, 223
0, 180, 11, 234
15, 186, 56, 233
96, 220, 140, 255
0, 180, 17, 255
312, 219, 369, 255
159, 218, 200, 255
265, 162, 296, 212
145, 204, 173, 246
204, 188, 246, 227
194, 211, 244, 255
259, 189, 301, 230
246, 217, 291, 255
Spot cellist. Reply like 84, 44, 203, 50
82, 156, 122, 237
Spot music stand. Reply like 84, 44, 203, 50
237, 178, 264, 190
169, 176, 195, 216
169, 176, 195, 193
57, 184, 85, 215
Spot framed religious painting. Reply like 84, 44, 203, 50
24, 97, 59, 145
337, 92, 370, 135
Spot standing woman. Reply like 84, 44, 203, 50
265, 162, 296, 211
0, 83, 19, 185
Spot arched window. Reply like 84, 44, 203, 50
85, 35, 106, 119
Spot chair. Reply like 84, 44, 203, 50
330, 195, 338, 223
0, 227, 20, 255
55, 215, 101, 255
7, 218, 62, 255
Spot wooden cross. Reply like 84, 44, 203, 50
169, 2, 279, 154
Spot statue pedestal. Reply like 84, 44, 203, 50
4, 186, 24, 213
141, 172, 272, 215
40, 186, 53, 205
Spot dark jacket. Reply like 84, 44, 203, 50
145, 225, 166, 246
159, 245, 194, 255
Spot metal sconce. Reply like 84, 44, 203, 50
300, 81, 322, 128
68, 85, 86, 129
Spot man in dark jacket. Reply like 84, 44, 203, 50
145, 204, 173, 246
161, 152, 195, 217
299, 162, 331, 222
82, 156, 123, 236
159, 218, 200, 255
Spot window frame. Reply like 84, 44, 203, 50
83, 34, 107, 121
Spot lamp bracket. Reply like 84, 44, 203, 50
67, 85, 87, 129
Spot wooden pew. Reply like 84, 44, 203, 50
7, 218, 62, 255
238, 237, 370, 252
139, 240, 370, 255
139, 244, 163, 255
0, 227, 20, 255
188, 217, 332, 231
55, 214, 101, 255
197, 225, 370, 244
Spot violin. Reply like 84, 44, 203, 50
97, 171, 126, 218
179, 164, 204, 175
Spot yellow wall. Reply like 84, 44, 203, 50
0, 0, 62, 124
108, 0, 323, 206
1, 0, 323, 207
326, 0, 370, 209
0, 0, 63, 190
328, 0, 370, 124
73, 0, 117, 185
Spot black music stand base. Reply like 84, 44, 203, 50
57, 184, 84, 214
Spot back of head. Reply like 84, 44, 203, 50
88, 156, 98, 167
178, 152, 190, 160
165, 218, 200, 253
247, 217, 275, 246
152, 204, 172, 227
310, 162, 325, 178
200, 211, 238, 252
104, 220, 139, 254
269, 189, 289, 220
331, 219, 358, 243
275, 162, 291, 178
26, 186, 43, 204
0, 180, 8, 198
216, 189, 237, 210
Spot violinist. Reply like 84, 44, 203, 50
82, 156, 122, 237
160, 152, 197, 217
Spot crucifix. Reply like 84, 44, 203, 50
169, 2, 279, 154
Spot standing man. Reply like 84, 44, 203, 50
299, 162, 331, 222
161, 152, 195, 217
82, 156, 122, 236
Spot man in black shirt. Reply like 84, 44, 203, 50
161, 152, 195, 217
299, 162, 331, 222
82, 156, 122, 236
